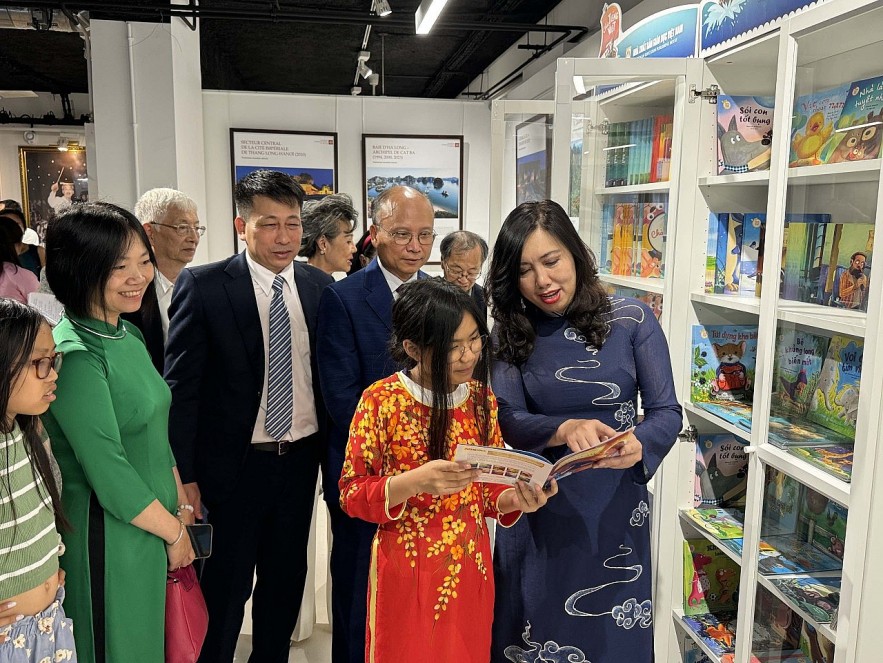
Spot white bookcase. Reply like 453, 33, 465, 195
486, 0, 883, 661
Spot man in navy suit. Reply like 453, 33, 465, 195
165, 170, 333, 663
317, 185, 435, 663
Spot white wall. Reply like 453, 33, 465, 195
201, 91, 491, 262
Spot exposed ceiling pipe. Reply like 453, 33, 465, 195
0, 7, 78, 31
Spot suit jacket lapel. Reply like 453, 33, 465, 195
364, 261, 393, 332
224, 253, 264, 371
293, 263, 320, 342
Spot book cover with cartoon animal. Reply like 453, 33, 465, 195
640, 202, 665, 278
694, 434, 748, 508
691, 325, 758, 405
806, 335, 863, 439
718, 213, 744, 295
790, 84, 850, 167
683, 539, 741, 616
829, 76, 883, 164
758, 534, 843, 575
771, 577, 841, 625
717, 95, 775, 174
762, 467, 801, 537
766, 414, 852, 450
612, 203, 635, 275
739, 213, 765, 296
681, 612, 738, 656
684, 507, 745, 540
799, 488, 847, 562
771, 328, 830, 417
789, 445, 854, 483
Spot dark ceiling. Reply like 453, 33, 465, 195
0, 1, 593, 101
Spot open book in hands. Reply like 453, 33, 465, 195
453, 427, 634, 489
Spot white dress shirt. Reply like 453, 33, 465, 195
155, 269, 174, 343
377, 258, 419, 299
245, 253, 319, 443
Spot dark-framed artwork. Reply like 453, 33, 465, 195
229, 128, 339, 252
362, 133, 463, 264
18, 145, 89, 242
515, 114, 553, 206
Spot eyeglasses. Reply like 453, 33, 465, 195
150, 222, 206, 237
445, 265, 482, 281
448, 335, 487, 363
376, 225, 437, 246
31, 353, 63, 379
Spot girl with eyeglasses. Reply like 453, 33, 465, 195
339, 277, 557, 663
0, 299, 76, 661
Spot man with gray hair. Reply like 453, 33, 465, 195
128, 187, 204, 371
440, 229, 489, 317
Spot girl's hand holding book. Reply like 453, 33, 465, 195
396, 460, 482, 498
499, 479, 558, 515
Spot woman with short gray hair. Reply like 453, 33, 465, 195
299, 193, 358, 274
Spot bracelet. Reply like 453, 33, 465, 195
176, 504, 194, 516
166, 522, 185, 547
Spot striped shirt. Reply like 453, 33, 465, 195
0, 425, 60, 597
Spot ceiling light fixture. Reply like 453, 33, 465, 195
357, 50, 373, 79
415, 0, 449, 35
375, 0, 392, 17
56, 137, 69, 152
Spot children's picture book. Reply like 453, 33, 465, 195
769, 577, 841, 624
788, 445, 854, 483
739, 213, 765, 296
693, 400, 753, 431
684, 507, 745, 540
720, 536, 776, 558
694, 433, 748, 508
762, 467, 801, 537
799, 622, 835, 663
829, 76, 883, 164
799, 488, 847, 560
758, 534, 843, 575
772, 328, 829, 417
781, 220, 873, 311
639, 202, 666, 278
454, 428, 632, 488
717, 213, 744, 294
598, 203, 614, 274
706, 212, 719, 293
612, 203, 636, 275
717, 95, 774, 174
766, 415, 852, 450
691, 325, 758, 409
806, 335, 862, 439
790, 84, 850, 167
684, 539, 741, 615
681, 612, 737, 656
684, 641, 714, 663
753, 586, 804, 655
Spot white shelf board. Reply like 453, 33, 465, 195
756, 444, 850, 508
756, 574, 838, 643
683, 402, 752, 439
691, 292, 761, 314
786, 159, 882, 186
600, 274, 665, 294
672, 608, 724, 663
777, 301, 866, 337
698, 171, 771, 187
596, 181, 671, 195
680, 511, 743, 567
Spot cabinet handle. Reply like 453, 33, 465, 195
744, 445, 757, 454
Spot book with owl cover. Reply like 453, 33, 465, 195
683, 539, 741, 616
694, 433, 748, 508
691, 325, 759, 406
806, 335, 863, 439
717, 95, 774, 174
827, 76, 883, 164
789, 84, 850, 167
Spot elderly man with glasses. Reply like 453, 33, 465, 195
440, 230, 489, 319
316, 184, 436, 663
126, 188, 205, 372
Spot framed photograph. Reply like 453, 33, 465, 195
515, 115, 552, 206
362, 134, 463, 264
229, 128, 338, 251
18, 145, 89, 241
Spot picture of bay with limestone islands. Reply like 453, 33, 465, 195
366, 168, 460, 219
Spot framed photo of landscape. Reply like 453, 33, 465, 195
18, 145, 89, 241
230, 128, 338, 251
362, 134, 463, 264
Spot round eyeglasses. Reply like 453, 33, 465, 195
445, 266, 482, 281
32, 352, 63, 379
376, 225, 437, 246
150, 222, 207, 237
448, 335, 488, 363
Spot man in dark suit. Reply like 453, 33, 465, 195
165, 170, 333, 663
440, 230, 489, 319
316, 185, 435, 663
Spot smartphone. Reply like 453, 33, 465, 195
186, 524, 213, 559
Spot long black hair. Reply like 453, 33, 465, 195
390, 278, 491, 461
0, 300, 68, 531
489, 200, 612, 365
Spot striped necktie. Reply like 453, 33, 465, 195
266, 274, 292, 440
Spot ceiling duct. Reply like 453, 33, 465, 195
0, 7, 80, 31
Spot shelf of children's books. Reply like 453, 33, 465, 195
755, 574, 838, 643
699, 171, 771, 187
756, 444, 850, 509
679, 510, 743, 567
684, 402, 752, 439
691, 292, 760, 314
786, 159, 882, 186
776, 302, 866, 338
672, 609, 725, 663
599, 274, 665, 294
596, 182, 671, 196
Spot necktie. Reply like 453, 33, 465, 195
266, 275, 293, 440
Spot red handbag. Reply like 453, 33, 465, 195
165, 565, 209, 663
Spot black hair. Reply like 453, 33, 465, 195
0, 299, 69, 531
489, 200, 612, 365
0, 217, 23, 268
234, 170, 305, 220
0, 200, 22, 213
45, 202, 158, 322
390, 278, 491, 461
348, 230, 376, 276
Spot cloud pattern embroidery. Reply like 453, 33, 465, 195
630, 501, 649, 527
